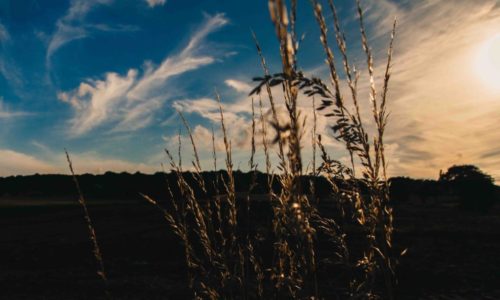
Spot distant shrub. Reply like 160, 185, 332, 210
439, 165, 496, 212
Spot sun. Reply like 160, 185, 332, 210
475, 34, 500, 93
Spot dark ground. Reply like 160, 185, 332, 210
1, 197, 499, 299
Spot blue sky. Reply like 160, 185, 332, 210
0, 0, 499, 181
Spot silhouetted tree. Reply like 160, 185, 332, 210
439, 165, 496, 212
439, 165, 494, 183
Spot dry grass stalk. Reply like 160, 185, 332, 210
245, 97, 263, 299
148, 0, 398, 298
250, 0, 398, 298
258, 94, 272, 181
312, 96, 317, 177
260, 1, 320, 297
144, 96, 265, 298
65, 150, 110, 298
251, 31, 287, 173
310, 0, 357, 175
178, 126, 183, 170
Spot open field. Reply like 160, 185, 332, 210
1, 0, 500, 299
1, 198, 499, 299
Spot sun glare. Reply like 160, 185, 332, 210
475, 34, 500, 93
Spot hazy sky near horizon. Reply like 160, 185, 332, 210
0, 0, 499, 181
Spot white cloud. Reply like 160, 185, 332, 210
112, 96, 163, 133
0, 149, 57, 176
172, 97, 241, 124
171, 97, 250, 150
146, 0, 166, 8
61, 13, 229, 136
169, 82, 345, 173
225, 79, 252, 93
161, 123, 254, 172
59, 69, 138, 136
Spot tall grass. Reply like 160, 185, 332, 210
61, 0, 400, 298
65, 150, 110, 298
144, 0, 400, 298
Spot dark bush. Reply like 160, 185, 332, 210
439, 165, 497, 212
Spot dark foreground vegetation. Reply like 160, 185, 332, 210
0, 171, 499, 299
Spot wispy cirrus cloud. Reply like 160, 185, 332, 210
0, 21, 10, 42
0, 21, 23, 89
145, 0, 166, 8
59, 13, 229, 137
0, 98, 29, 119
359, 0, 500, 180
127, 13, 229, 101
47, 0, 111, 62
46, 0, 138, 66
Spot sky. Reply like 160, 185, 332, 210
0, 0, 499, 181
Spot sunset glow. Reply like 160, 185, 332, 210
475, 34, 500, 93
